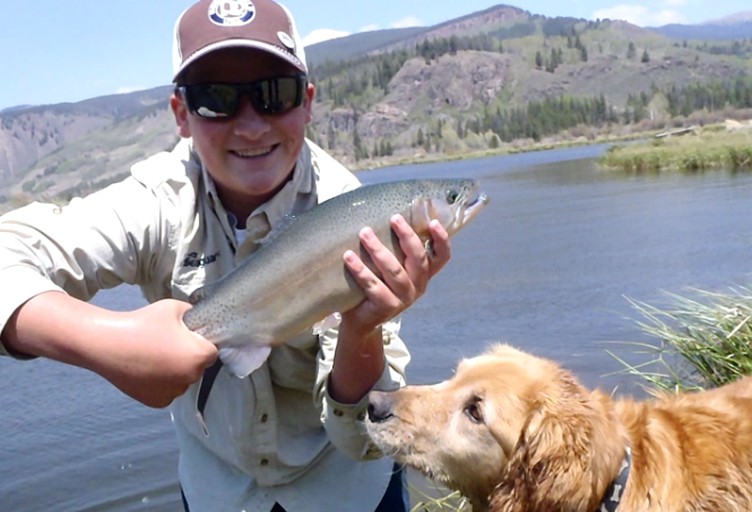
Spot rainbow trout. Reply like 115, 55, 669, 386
182, 178, 488, 377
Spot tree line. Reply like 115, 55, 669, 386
308, 29, 752, 158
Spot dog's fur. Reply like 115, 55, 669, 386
365, 344, 752, 511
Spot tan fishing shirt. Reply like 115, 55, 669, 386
0, 138, 410, 511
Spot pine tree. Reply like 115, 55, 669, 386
627, 41, 636, 60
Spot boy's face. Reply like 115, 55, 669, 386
171, 48, 314, 218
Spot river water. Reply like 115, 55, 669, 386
2, 144, 752, 510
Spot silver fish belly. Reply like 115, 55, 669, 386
182, 178, 489, 377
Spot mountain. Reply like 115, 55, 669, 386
307, 26, 428, 65
651, 11, 752, 40
1, 5, 751, 210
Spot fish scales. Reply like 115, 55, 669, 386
182, 178, 488, 377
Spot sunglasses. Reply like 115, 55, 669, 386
178, 75, 307, 119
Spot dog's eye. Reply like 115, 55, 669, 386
464, 399, 484, 424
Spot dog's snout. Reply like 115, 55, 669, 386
367, 390, 395, 423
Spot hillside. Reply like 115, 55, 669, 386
651, 11, 752, 40
1, 5, 751, 210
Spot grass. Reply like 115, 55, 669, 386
409, 486, 471, 511
599, 127, 752, 174
611, 286, 752, 392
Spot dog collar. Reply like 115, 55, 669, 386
598, 446, 632, 512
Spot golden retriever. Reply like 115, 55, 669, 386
365, 344, 752, 512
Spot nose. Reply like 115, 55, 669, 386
232, 98, 271, 136
367, 390, 395, 423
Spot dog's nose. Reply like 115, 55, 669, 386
367, 390, 395, 423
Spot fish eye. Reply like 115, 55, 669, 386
446, 189, 460, 205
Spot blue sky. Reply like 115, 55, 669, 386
0, 1, 746, 111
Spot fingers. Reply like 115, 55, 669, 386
426, 218, 451, 275
393, 215, 451, 281
342, 215, 453, 326
343, 227, 406, 312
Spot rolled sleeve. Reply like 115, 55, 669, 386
0, 176, 170, 357
0, 265, 64, 357
317, 319, 410, 460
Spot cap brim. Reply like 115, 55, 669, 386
172, 39, 307, 83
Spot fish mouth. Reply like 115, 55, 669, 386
462, 190, 489, 225
452, 183, 489, 230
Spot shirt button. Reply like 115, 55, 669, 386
333, 409, 344, 417
260, 413, 268, 423
260, 459, 269, 466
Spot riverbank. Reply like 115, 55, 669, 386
599, 124, 752, 173
351, 109, 752, 174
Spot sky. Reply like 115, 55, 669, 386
0, 1, 746, 111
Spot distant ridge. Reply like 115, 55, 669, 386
2, 4, 752, 211
650, 10, 752, 40
704, 10, 752, 25
307, 26, 428, 65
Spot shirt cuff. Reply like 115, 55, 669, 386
322, 361, 402, 461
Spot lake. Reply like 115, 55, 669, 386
2, 144, 752, 510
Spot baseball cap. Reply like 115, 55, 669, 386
172, 0, 308, 84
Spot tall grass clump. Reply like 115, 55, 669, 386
615, 286, 752, 392
409, 486, 471, 511
600, 129, 752, 174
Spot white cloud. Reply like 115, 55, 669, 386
302, 28, 350, 47
301, 15, 424, 48
359, 23, 381, 32
650, 9, 685, 24
593, 4, 685, 25
390, 16, 423, 28
116, 86, 147, 95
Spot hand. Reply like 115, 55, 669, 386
95, 299, 218, 408
328, 215, 450, 404
341, 214, 451, 334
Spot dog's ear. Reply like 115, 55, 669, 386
488, 370, 619, 512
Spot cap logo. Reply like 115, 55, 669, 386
277, 31, 295, 51
208, 0, 256, 26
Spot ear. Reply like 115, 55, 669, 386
489, 371, 618, 512
170, 91, 192, 138
303, 82, 315, 124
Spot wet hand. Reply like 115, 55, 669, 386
97, 299, 218, 408
341, 214, 451, 332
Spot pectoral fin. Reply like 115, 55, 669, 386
311, 312, 342, 335
219, 345, 272, 378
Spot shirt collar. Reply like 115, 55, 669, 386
189, 139, 316, 230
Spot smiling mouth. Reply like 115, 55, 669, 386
233, 145, 275, 158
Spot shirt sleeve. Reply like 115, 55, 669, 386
0, 177, 169, 356
315, 318, 410, 460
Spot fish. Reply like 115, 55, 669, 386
182, 178, 489, 378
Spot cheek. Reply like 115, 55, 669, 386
189, 122, 227, 157
278, 112, 308, 142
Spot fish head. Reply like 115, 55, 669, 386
409, 179, 489, 238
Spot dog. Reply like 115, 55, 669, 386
365, 344, 752, 511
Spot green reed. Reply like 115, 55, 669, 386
600, 129, 752, 174
611, 286, 752, 392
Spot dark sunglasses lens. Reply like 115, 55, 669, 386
250, 77, 302, 115
186, 84, 240, 118
184, 77, 304, 119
